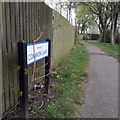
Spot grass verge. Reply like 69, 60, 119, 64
45, 41, 89, 118
87, 40, 119, 60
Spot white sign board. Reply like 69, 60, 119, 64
27, 41, 49, 65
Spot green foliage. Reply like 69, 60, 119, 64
19, 91, 23, 97
10, 87, 19, 95
105, 29, 111, 43
45, 98, 75, 118
99, 29, 111, 43
75, 34, 83, 41
83, 34, 91, 40
80, 2, 119, 43
45, 39, 89, 118
13, 64, 20, 72
75, 3, 97, 34
30, 104, 40, 111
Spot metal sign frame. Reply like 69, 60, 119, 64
18, 39, 51, 118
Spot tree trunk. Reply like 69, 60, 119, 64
81, 21, 87, 34
110, 3, 118, 45
98, 16, 105, 43
68, 8, 71, 22
114, 13, 118, 43
101, 25, 107, 43
66, 9, 68, 19
111, 21, 115, 45
111, 4, 115, 45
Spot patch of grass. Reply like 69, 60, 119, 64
46, 98, 75, 118
45, 41, 89, 118
87, 40, 119, 59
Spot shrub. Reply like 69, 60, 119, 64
105, 29, 111, 43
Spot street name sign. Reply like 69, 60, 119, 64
27, 41, 49, 65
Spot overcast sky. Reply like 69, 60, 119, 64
44, 0, 76, 26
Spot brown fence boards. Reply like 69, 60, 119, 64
1, 3, 6, 114
3, 2, 10, 111
1, 2, 53, 115
10, 2, 18, 104
1, 2, 75, 117
14, 2, 20, 104
51, 11, 75, 68
0, 2, 3, 118
8, 2, 14, 108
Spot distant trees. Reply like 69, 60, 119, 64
75, 3, 97, 34
54, 1, 119, 44
65, 2, 76, 23
75, 2, 120, 44
55, 2, 76, 24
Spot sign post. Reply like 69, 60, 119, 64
44, 39, 51, 94
18, 40, 29, 118
18, 40, 51, 118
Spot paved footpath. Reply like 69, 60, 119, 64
81, 42, 118, 118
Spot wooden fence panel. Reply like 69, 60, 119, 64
1, 3, 5, 114
1, 2, 74, 117
0, 2, 3, 118
2, 3, 10, 112
1, 2, 53, 116
7, 2, 15, 108
14, 2, 20, 104
10, 3, 18, 104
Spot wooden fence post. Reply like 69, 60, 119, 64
0, 2, 3, 119
44, 39, 51, 94
18, 40, 29, 118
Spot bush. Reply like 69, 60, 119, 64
83, 34, 91, 40
75, 34, 83, 41
105, 29, 111, 43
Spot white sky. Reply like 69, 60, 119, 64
45, 0, 76, 26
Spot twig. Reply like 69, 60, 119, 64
33, 31, 44, 43
31, 71, 51, 82
26, 57, 50, 75
2, 102, 20, 119
32, 43, 36, 86
33, 24, 46, 43
38, 100, 44, 110
32, 57, 50, 73
29, 100, 44, 117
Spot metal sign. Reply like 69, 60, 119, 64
27, 41, 49, 65
18, 40, 51, 118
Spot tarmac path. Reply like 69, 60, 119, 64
81, 42, 118, 118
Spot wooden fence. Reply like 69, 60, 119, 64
1, 2, 53, 115
52, 11, 75, 68
0, 2, 3, 118
1, 2, 75, 117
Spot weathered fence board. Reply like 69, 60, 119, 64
7, 2, 15, 108
2, 3, 10, 112
14, 2, 20, 104
10, 2, 18, 104
0, 2, 3, 118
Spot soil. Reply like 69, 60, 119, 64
2, 73, 61, 119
